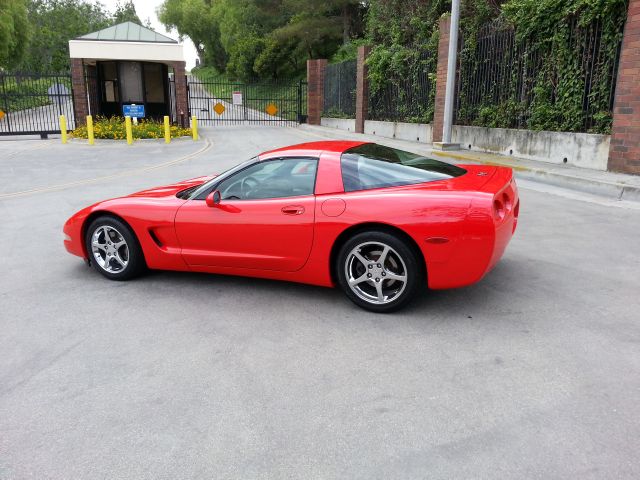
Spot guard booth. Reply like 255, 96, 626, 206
68, 22, 189, 125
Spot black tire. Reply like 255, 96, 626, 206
336, 231, 423, 313
84, 216, 146, 281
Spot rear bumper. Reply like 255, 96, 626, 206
426, 175, 519, 290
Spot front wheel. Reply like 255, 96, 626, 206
336, 231, 423, 313
85, 216, 145, 281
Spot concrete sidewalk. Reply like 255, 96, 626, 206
301, 124, 640, 203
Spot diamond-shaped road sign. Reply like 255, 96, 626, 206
265, 103, 278, 116
213, 102, 225, 116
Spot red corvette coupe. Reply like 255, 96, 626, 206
64, 141, 519, 312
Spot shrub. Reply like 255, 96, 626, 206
72, 116, 191, 140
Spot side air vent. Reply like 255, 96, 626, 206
148, 229, 163, 247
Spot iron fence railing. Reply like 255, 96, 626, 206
188, 76, 307, 126
367, 51, 435, 124
323, 60, 357, 118
0, 73, 75, 136
455, 18, 623, 133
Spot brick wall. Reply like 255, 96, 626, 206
355, 46, 372, 133
307, 59, 327, 125
172, 61, 189, 127
70, 58, 88, 126
608, 0, 640, 175
432, 17, 451, 143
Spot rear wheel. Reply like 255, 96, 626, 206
85, 216, 145, 281
336, 231, 423, 313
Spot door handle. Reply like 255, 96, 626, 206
281, 205, 305, 215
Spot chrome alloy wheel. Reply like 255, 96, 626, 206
344, 241, 408, 305
91, 225, 129, 273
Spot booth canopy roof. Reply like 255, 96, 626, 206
76, 22, 177, 43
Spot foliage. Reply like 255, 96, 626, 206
111, 1, 143, 25
364, 0, 626, 133
72, 116, 191, 140
454, 0, 627, 134
17, 0, 145, 74
157, 0, 226, 72
159, 0, 366, 81
0, 0, 30, 69
323, 106, 353, 119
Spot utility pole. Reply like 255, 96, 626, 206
435, 0, 461, 150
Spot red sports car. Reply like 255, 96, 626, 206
64, 141, 519, 312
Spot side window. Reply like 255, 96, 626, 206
216, 158, 318, 200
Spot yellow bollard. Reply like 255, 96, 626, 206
86, 115, 94, 145
164, 115, 171, 144
59, 115, 67, 144
191, 115, 198, 140
125, 116, 133, 145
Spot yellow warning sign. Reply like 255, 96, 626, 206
265, 103, 278, 116
0, 110, 5, 121
213, 102, 225, 115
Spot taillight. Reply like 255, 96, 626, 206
493, 199, 505, 220
502, 192, 512, 210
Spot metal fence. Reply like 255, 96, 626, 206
0, 73, 75, 136
368, 52, 435, 124
188, 76, 307, 126
455, 19, 623, 133
323, 60, 357, 118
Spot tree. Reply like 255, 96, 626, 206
19, 0, 112, 73
0, 0, 30, 69
158, 0, 367, 80
112, 1, 142, 24
158, 0, 226, 72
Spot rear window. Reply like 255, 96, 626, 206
341, 143, 466, 192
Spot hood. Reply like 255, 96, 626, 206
127, 175, 216, 199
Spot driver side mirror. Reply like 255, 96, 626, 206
205, 190, 221, 208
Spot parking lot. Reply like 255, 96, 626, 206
1, 126, 639, 479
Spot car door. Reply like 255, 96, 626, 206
174, 157, 317, 272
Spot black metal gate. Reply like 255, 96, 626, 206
187, 76, 307, 126
0, 73, 75, 136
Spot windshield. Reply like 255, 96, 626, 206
188, 157, 258, 200
341, 144, 466, 192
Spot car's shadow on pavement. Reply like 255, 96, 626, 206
71, 256, 527, 320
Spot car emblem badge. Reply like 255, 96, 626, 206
477, 171, 488, 176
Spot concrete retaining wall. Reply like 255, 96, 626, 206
321, 118, 433, 143
452, 125, 610, 171
320, 117, 611, 171
320, 118, 356, 132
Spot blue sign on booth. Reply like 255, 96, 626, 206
122, 104, 145, 118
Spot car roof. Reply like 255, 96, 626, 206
259, 140, 369, 159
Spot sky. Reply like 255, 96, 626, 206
98, 0, 199, 70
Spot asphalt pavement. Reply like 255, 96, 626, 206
1, 126, 639, 479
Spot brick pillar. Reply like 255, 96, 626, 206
70, 58, 88, 126
355, 45, 372, 133
608, 0, 640, 175
307, 59, 327, 125
85, 64, 98, 116
173, 61, 189, 127
432, 17, 451, 143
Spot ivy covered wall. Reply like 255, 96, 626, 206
362, 0, 628, 134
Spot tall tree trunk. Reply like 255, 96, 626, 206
341, 4, 351, 45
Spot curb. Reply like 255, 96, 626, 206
431, 151, 640, 203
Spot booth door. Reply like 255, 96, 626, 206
143, 63, 169, 119
98, 61, 121, 117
